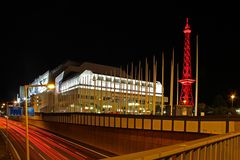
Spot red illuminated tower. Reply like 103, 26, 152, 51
178, 18, 195, 106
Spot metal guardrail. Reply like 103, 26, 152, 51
0, 130, 21, 160
102, 131, 240, 160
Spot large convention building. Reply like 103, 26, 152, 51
20, 61, 168, 115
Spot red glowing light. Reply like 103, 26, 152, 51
179, 18, 195, 106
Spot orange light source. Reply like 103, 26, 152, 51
47, 84, 55, 90
183, 100, 187, 104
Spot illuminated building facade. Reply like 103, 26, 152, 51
22, 61, 168, 114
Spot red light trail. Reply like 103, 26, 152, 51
0, 117, 109, 160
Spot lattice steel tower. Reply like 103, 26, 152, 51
178, 18, 195, 106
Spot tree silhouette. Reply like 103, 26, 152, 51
211, 94, 228, 115
212, 94, 227, 108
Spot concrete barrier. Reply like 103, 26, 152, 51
41, 113, 240, 134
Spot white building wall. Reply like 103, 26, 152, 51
59, 70, 162, 96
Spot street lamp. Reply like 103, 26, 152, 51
24, 83, 55, 160
231, 94, 235, 107
1, 103, 6, 115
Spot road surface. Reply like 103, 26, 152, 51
0, 117, 110, 160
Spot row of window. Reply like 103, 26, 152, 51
93, 76, 154, 87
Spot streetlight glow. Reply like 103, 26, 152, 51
47, 83, 55, 90
231, 94, 235, 107
183, 99, 187, 105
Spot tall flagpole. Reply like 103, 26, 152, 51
145, 58, 148, 113
94, 75, 96, 112
79, 78, 82, 112
110, 71, 113, 112
113, 70, 116, 113
140, 69, 143, 113
138, 61, 141, 114
88, 76, 91, 111
131, 62, 134, 113
170, 49, 174, 116
106, 73, 109, 113
100, 76, 103, 113
195, 35, 199, 116
105, 72, 108, 113
155, 61, 158, 114
148, 70, 151, 114
161, 51, 164, 115
120, 66, 123, 114
153, 56, 156, 115
83, 77, 86, 112
134, 66, 137, 114
176, 63, 179, 105
126, 65, 129, 114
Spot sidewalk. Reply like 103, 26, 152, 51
0, 130, 10, 160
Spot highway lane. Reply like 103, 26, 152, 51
0, 117, 110, 160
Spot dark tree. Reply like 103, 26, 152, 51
211, 94, 228, 115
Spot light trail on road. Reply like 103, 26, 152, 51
0, 117, 109, 160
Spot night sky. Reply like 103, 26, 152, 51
3, 2, 240, 105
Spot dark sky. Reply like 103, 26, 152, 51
3, 2, 240, 105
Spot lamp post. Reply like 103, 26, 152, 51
24, 83, 55, 160
231, 94, 235, 107
0, 103, 6, 115
1, 103, 6, 115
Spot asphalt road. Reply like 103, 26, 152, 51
0, 117, 110, 160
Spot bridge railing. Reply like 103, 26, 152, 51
41, 113, 240, 134
101, 131, 240, 160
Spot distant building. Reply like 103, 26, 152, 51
20, 61, 168, 114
